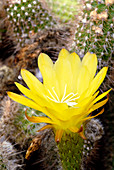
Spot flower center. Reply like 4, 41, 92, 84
47, 84, 80, 107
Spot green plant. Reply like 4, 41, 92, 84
58, 118, 104, 170
6, 0, 56, 46
72, 0, 113, 61
58, 132, 84, 170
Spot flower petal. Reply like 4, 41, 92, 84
38, 53, 60, 97
79, 131, 86, 140
70, 52, 81, 66
70, 52, 81, 92
54, 50, 73, 97
15, 82, 48, 107
45, 106, 69, 121
91, 89, 111, 106
7, 92, 42, 111
58, 48, 70, 59
82, 108, 104, 121
7, 92, 59, 121
89, 95, 109, 113
25, 112, 56, 124
76, 65, 91, 95
69, 126, 86, 139
37, 125, 54, 132
88, 67, 108, 95
82, 52, 97, 79
21, 69, 45, 97
55, 129, 64, 143
69, 126, 79, 133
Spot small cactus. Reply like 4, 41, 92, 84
71, 0, 113, 90
58, 132, 84, 170
0, 139, 24, 170
57, 119, 104, 170
6, 0, 57, 46
72, 0, 113, 61
0, 96, 45, 149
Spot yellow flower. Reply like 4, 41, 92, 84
7, 49, 111, 142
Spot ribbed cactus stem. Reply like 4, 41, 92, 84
58, 132, 84, 170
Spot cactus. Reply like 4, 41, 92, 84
58, 133, 84, 170
72, 0, 113, 64
0, 96, 45, 149
71, 0, 114, 91
5, 0, 57, 46
0, 139, 24, 170
44, 0, 80, 23
57, 118, 104, 170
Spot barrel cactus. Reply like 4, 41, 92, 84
6, 0, 56, 46
72, 0, 113, 62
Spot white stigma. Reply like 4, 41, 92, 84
47, 84, 80, 107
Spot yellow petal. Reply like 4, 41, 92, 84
79, 131, 86, 140
38, 53, 53, 85
82, 52, 97, 79
70, 52, 81, 65
7, 92, 42, 111
91, 89, 111, 106
88, 67, 108, 95
15, 83, 68, 115
37, 125, 54, 132
89, 95, 109, 113
69, 127, 79, 133
38, 53, 60, 97
54, 51, 73, 98
21, 69, 45, 97
55, 129, 64, 143
70, 52, 81, 92
82, 108, 104, 122
8, 92, 59, 121
25, 112, 56, 124
15, 82, 48, 107
76, 65, 91, 95
79, 89, 99, 102
58, 48, 70, 59
69, 125, 86, 139
68, 91, 100, 122
45, 106, 69, 121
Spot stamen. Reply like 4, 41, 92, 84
61, 84, 67, 102
67, 102, 78, 106
62, 92, 74, 102
47, 96, 58, 103
52, 87, 60, 102
48, 89, 56, 101
65, 96, 80, 103
47, 85, 80, 107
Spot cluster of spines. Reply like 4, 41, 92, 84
58, 132, 84, 170
58, 118, 104, 170
6, 0, 56, 46
0, 139, 24, 169
0, 96, 45, 149
72, 0, 113, 62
